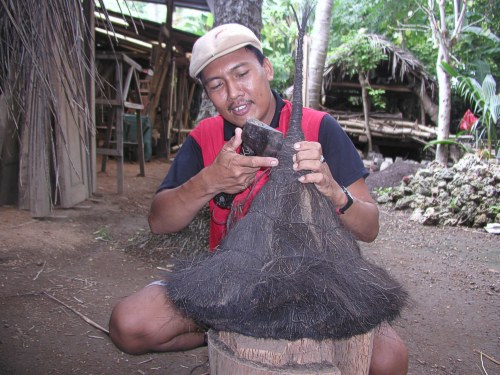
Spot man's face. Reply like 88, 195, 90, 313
200, 48, 275, 127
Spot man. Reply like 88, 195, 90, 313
109, 23, 408, 375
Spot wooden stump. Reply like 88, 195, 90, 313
208, 330, 373, 375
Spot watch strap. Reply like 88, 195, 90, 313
336, 186, 353, 215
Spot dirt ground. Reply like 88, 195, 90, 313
0, 158, 499, 375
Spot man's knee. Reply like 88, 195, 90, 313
109, 298, 149, 355
369, 325, 408, 375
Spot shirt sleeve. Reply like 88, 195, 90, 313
156, 135, 204, 192
319, 115, 369, 187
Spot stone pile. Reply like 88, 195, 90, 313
376, 153, 500, 228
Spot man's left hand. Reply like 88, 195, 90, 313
292, 141, 346, 207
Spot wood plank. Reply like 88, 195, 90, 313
96, 98, 121, 106
327, 81, 413, 93
53, 52, 89, 208
171, 128, 192, 133
135, 110, 145, 177
124, 101, 144, 110
0, 94, 20, 205
96, 52, 142, 72
96, 148, 122, 156
122, 66, 135, 103
29, 78, 52, 218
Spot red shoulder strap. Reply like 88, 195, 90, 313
278, 100, 326, 141
189, 115, 225, 166
192, 104, 327, 251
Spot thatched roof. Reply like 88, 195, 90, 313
324, 34, 436, 98
321, 34, 439, 154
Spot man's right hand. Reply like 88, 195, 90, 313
149, 128, 278, 235
206, 128, 279, 195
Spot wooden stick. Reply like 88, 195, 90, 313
474, 349, 500, 366
43, 292, 109, 334
33, 261, 46, 281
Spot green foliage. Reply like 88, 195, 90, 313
173, 7, 213, 35
368, 89, 386, 110
101, 0, 213, 34
423, 133, 473, 154
328, 29, 387, 76
94, 227, 112, 241
442, 62, 500, 156
328, 0, 498, 81
261, 0, 301, 93
373, 186, 394, 196
267, 53, 295, 94
101, 0, 167, 23
491, 204, 500, 215
455, 25, 500, 82
348, 95, 362, 107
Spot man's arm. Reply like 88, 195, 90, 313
293, 141, 379, 242
148, 128, 279, 234
329, 177, 379, 242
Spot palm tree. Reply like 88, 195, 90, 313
306, 0, 334, 109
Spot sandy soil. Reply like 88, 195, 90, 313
0, 158, 498, 375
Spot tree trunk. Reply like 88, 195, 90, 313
411, 84, 438, 125
424, 0, 467, 164
209, 330, 374, 375
195, 0, 264, 123
435, 43, 451, 164
359, 72, 373, 153
306, 0, 334, 109
213, 0, 263, 35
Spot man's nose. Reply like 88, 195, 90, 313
227, 80, 243, 100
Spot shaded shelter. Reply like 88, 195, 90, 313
0, 0, 210, 215
323, 34, 438, 159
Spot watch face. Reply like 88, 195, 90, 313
213, 192, 235, 209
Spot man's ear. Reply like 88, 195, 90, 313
263, 57, 274, 81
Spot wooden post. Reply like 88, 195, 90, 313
96, 53, 145, 192
208, 330, 373, 375
83, 0, 96, 195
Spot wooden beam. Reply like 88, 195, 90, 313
124, 101, 145, 110
327, 81, 413, 93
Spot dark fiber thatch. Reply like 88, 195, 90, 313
165, 9, 407, 341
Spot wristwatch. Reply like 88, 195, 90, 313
336, 186, 353, 215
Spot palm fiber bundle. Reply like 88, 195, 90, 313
165, 7, 407, 341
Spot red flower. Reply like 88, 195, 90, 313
459, 109, 478, 131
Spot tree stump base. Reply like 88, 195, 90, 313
208, 330, 373, 375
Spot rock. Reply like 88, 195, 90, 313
374, 153, 500, 229
395, 196, 415, 210
422, 207, 440, 226
376, 194, 392, 204
380, 157, 394, 171
473, 214, 489, 228
410, 208, 424, 222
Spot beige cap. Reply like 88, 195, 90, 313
189, 23, 262, 80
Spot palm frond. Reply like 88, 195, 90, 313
0, 0, 125, 215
